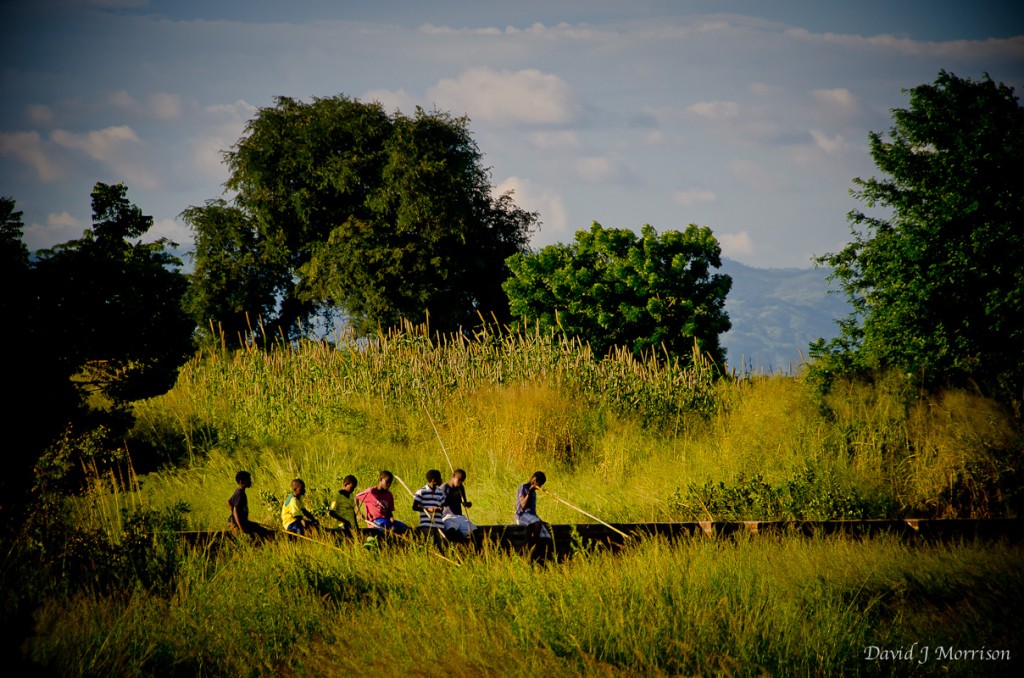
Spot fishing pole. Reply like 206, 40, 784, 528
538, 487, 631, 540
422, 401, 455, 475
282, 527, 350, 554
421, 401, 472, 518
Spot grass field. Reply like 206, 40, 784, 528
7, 324, 1023, 675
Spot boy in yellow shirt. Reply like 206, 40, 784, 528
281, 478, 319, 535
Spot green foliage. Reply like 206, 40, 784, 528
33, 182, 194, 405
183, 95, 537, 338
156, 322, 719, 451
1, 187, 192, 534
14, 495, 190, 601
180, 200, 284, 345
670, 467, 898, 521
812, 71, 1024, 405
504, 221, 732, 366
0, 196, 29, 282
33, 423, 129, 495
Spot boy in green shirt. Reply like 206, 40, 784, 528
328, 475, 360, 536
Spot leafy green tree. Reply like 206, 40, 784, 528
812, 72, 1024, 403
1, 186, 193, 531
181, 200, 285, 342
504, 222, 732, 365
33, 182, 194, 404
184, 95, 537, 338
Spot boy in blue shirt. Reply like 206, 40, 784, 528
515, 471, 550, 540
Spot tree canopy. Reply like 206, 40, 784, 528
503, 222, 732, 365
32, 182, 195, 404
2, 185, 193, 527
812, 71, 1024, 403
183, 95, 537, 339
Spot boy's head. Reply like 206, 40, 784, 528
236, 471, 252, 487
290, 478, 306, 496
426, 469, 442, 487
378, 470, 393, 488
450, 468, 466, 486
531, 471, 547, 487
342, 474, 357, 492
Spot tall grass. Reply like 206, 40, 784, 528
24, 535, 1024, 676
128, 325, 1021, 528
12, 323, 1023, 675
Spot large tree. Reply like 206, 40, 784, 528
504, 222, 732, 365
32, 182, 195, 404
812, 71, 1024, 403
1, 185, 193, 529
184, 95, 537, 339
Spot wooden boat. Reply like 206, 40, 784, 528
174, 518, 1024, 558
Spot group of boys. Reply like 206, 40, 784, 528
229, 467, 545, 540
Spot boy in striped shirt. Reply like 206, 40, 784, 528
412, 469, 446, 532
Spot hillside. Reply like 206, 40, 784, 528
719, 258, 851, 375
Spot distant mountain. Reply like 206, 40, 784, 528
718, 258, 851, 375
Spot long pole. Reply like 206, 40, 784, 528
422, 402, 471, 518
538, 487, 631, 540
283, 528, 350, 554
422, 401, 455, 475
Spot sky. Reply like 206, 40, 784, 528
2, 0, 1022, 269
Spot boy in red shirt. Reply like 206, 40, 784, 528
355, 470, 409, 535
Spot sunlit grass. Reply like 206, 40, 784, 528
26, 535, 1024, 676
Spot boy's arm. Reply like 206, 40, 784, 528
517, 485, 530, 510
328, 498, 343, 522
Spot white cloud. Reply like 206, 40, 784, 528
47, 211, 84, 228
108, 89, 137, 109
574, 154, 633, 184
0, 131, 64, 182
50, 125, 159, 189
673, 188, 717, 207
785, 28, 1024, 60
638, 130, 686, 149
104, 90, 182, 121
808, 87, 864, 129
418, 23, 504, 36
809, 129, 850, 155
205, 99, 258, 120
811, 87, 857, 109
190, 136, 231, 181
687, 100, 740, 120
496, 175, 569, 244
361, 88, 419, 115
51, 125, 140, 162
147, 217, 192, 245
25, 211, 87, 249
427, 67, 581, 126
719, 230, 755, 258
149, 92, 183, 121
